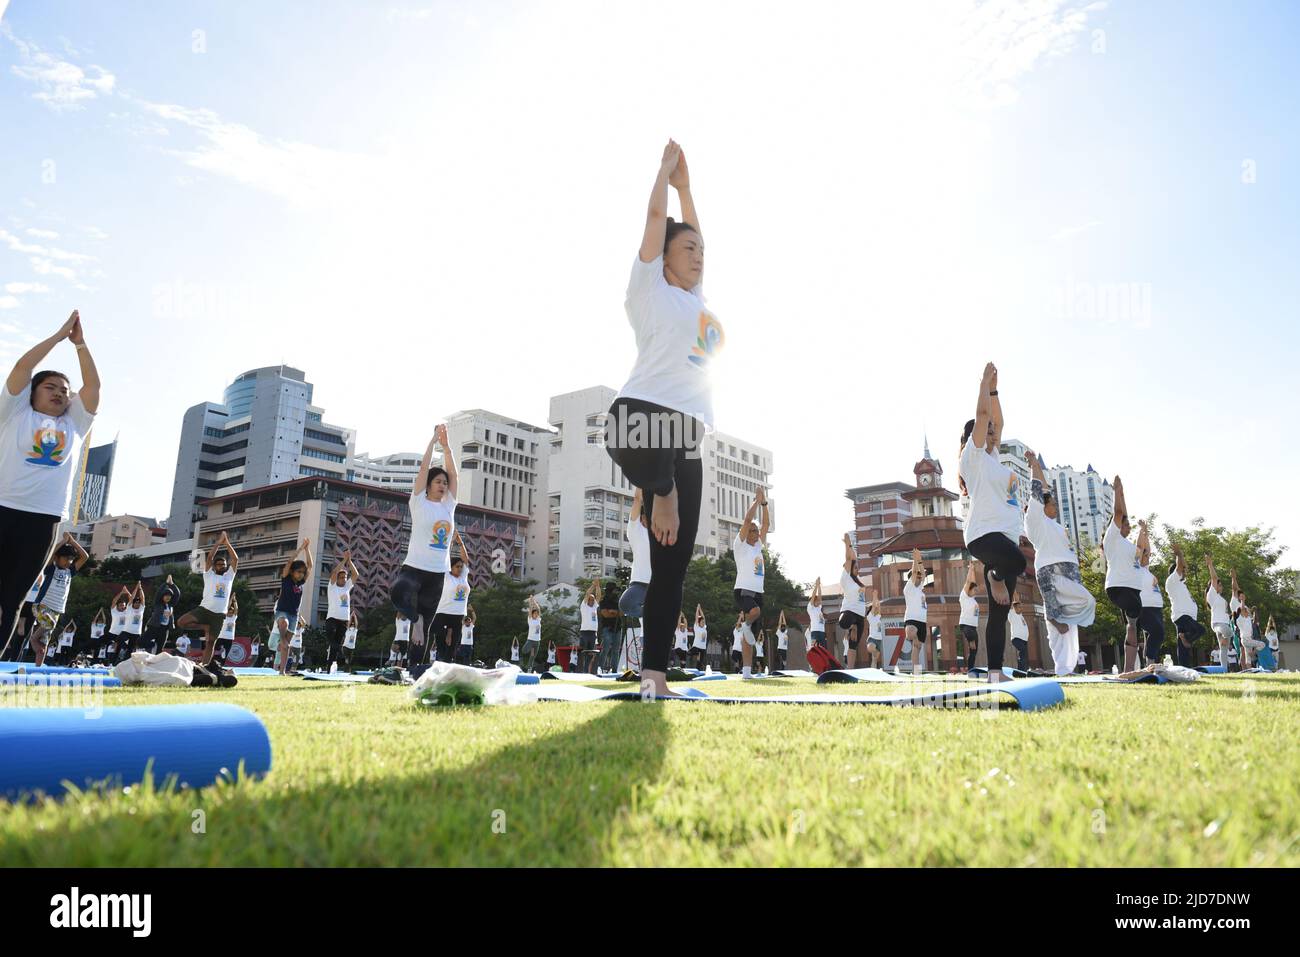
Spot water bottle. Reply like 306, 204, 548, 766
330, 661, 338, 674
1111, 664, 1118, 674
1163, 654, 1173, 667
705, 664, 712, 675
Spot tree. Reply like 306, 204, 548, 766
468, 573, 542, 665
93, 554, 149, 584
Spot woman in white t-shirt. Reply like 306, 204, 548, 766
901, 547, 930, 675
1101, 476, 1150, 671
775, 610, 789, 672
691, 605, 709, 670
1137, 552, 1166, 668
215, 597, 240, 667
730, 614, 745, 674
341, 613, 359, 670
672, 612, 691, 668
958, 561, 982, 674
325, 550, 361, 669
602, 140, 720, 697
0, 310, 99, 662
1165, 543, 1204, 668
430, 537, 471, 664
521, 596, 542, 673
1205, 555, 1234, 670
866, 595, 884, 668
89, 607, 106, 654
122, 583, 147, 657
837, 534, 869, 668
509, 637, 520, 665
390, 423, 458, 670
957, 362, 1026, 681
731, 489, 770, 678
805, 577, 827, 656
457, 607, 475, 666
618, 488, 653, 623
1024, 449, 1094, 676
754, 629, 766, 674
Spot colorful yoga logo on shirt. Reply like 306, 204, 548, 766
1005, 474, 1019, 508
688, 312, 725, 368
430, 520, 452, 551
214, 583, 226, 599
754, 555, 765, 578
27, 426, 67, 467
454, 584, 468, 602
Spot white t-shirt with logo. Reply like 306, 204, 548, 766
1009, 610, 1029, 641
692, 624, 707, 649
777, 628, 788, 651
327, 580, 353, 621
510, 640, 520, 661
806, 601, 825, 632
527, 615, 541, 642
903, 579, 928, 622
579, 600, 598, 632
1024, 494, 1077, 569
395, 618, 412, 643
1266, 630, 1279, 650
460, 623, 474, 647
58, 628, 74, 648
733, 534, 765, 592
1206, 587, 1230, 625
404, 490, 457, 573
124, 605, 145, 635
435, 569, 471, 617
959, 440, 1022, 547
201, 568, 236, 615
617, 254, 721, 427
220, 614, 238, 640
1140, 568, 1164, 609
1166, 570, 1197, 621
1103, 523, 1144, 590
674, 627, 690, 651
109, 607, 128, 635
343, 627, 358, 650
176, 635, 191, 655
36, 565, 75, 613
839, 570, 868, 617
627, 516, 651, 585
959, 587, 980, 627
868, 613, 883, 639
731, 628, 743, 653
0, 382, 95, 519
90, 622, 105, 642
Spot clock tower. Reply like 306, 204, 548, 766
909, 438, 954, 518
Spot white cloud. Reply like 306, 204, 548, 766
136, 99, 385, 207
25, 228, 59, 239
0, 228, 95, 263
0, 296, 20, 309
82, 225, 110, 241
4, 282, 50, 294
30, 257, 77, 281
2, 23, 116, 111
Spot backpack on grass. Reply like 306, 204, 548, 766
805, 645, 842, 675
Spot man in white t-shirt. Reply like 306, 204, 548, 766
1008, 599, 1030, 672
732, 487, 769, 678
577, 577, 601, 674
176, 531, 240, 667
1205, 555, 1234, 670
325, 549, 360, 669
901, 547, 929, 675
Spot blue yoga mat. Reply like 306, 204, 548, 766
0, 674, 121, 688
967, 666, 1031, 679
230, 667, 282, 677
514, 673, 541, 685
0, 703, 272, 802
299, 672, 370, 683
532, 677, 1065, 712
0, 662, 113, 675
1196, 664, 1228, 674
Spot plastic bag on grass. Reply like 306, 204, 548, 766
410, 661, 535, 707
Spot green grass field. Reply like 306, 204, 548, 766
2, 673, 1298, 867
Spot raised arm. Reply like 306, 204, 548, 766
671, 147, 699, 234
842, 534, 855, 573
1172, 542, 1186, 579
67, 532, 90, 571
812, 577, 822, 602
1025, 447, 1046, 487
1206, 554, 1220, 592
965, 560, 978, 592
112, 586, 130, 605
343, 549, 361, 584
640, 141, 680, 264
1110, 476, 1127, 530
6, 310, 79, 396
910, 547, 925, 585
93, 607, 105, 624
67, 312, 100, 414
988, 365, 1004, 447
435, 424, 457, 499
756, 486, 769, 542
1135, 520, 1150, 561
971, 362, 995, 453
413, 431, 438, 495
740, 496, 761, 536
301, 537, 314, 576
778, 610, 787, 629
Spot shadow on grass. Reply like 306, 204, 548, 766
1, 698, 670, 867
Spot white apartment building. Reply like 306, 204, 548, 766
544, 386, 775, 587
348, 451, 422, 489
1044, 462, 1114, 552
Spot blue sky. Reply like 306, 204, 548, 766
2, 0, 1297, 582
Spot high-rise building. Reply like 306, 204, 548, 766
73, 437, 117, 523
543, 386, 775, 586
846, 481, 914, 571
348, 451, 423, 489
167, 366, 355, 539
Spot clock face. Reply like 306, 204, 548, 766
919, 474, 932, 486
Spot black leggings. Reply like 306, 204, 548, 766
430, 613, 463, 662
390, 565, 445, 667
604, 398, 704, 674
325, 618, 347, 664
1174, 615, 1203, 667
0, 505, 61, 661
959, 623, 979, 670
1137, 607, 1165, 663
967, 532, 1026, 671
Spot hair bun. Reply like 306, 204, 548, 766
666, 216, 676, 224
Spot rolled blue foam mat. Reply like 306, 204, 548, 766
1196, 664, 1228, 674
0, 663, 112, 675
0, 674, 121, 688
0, 703, 271, 802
